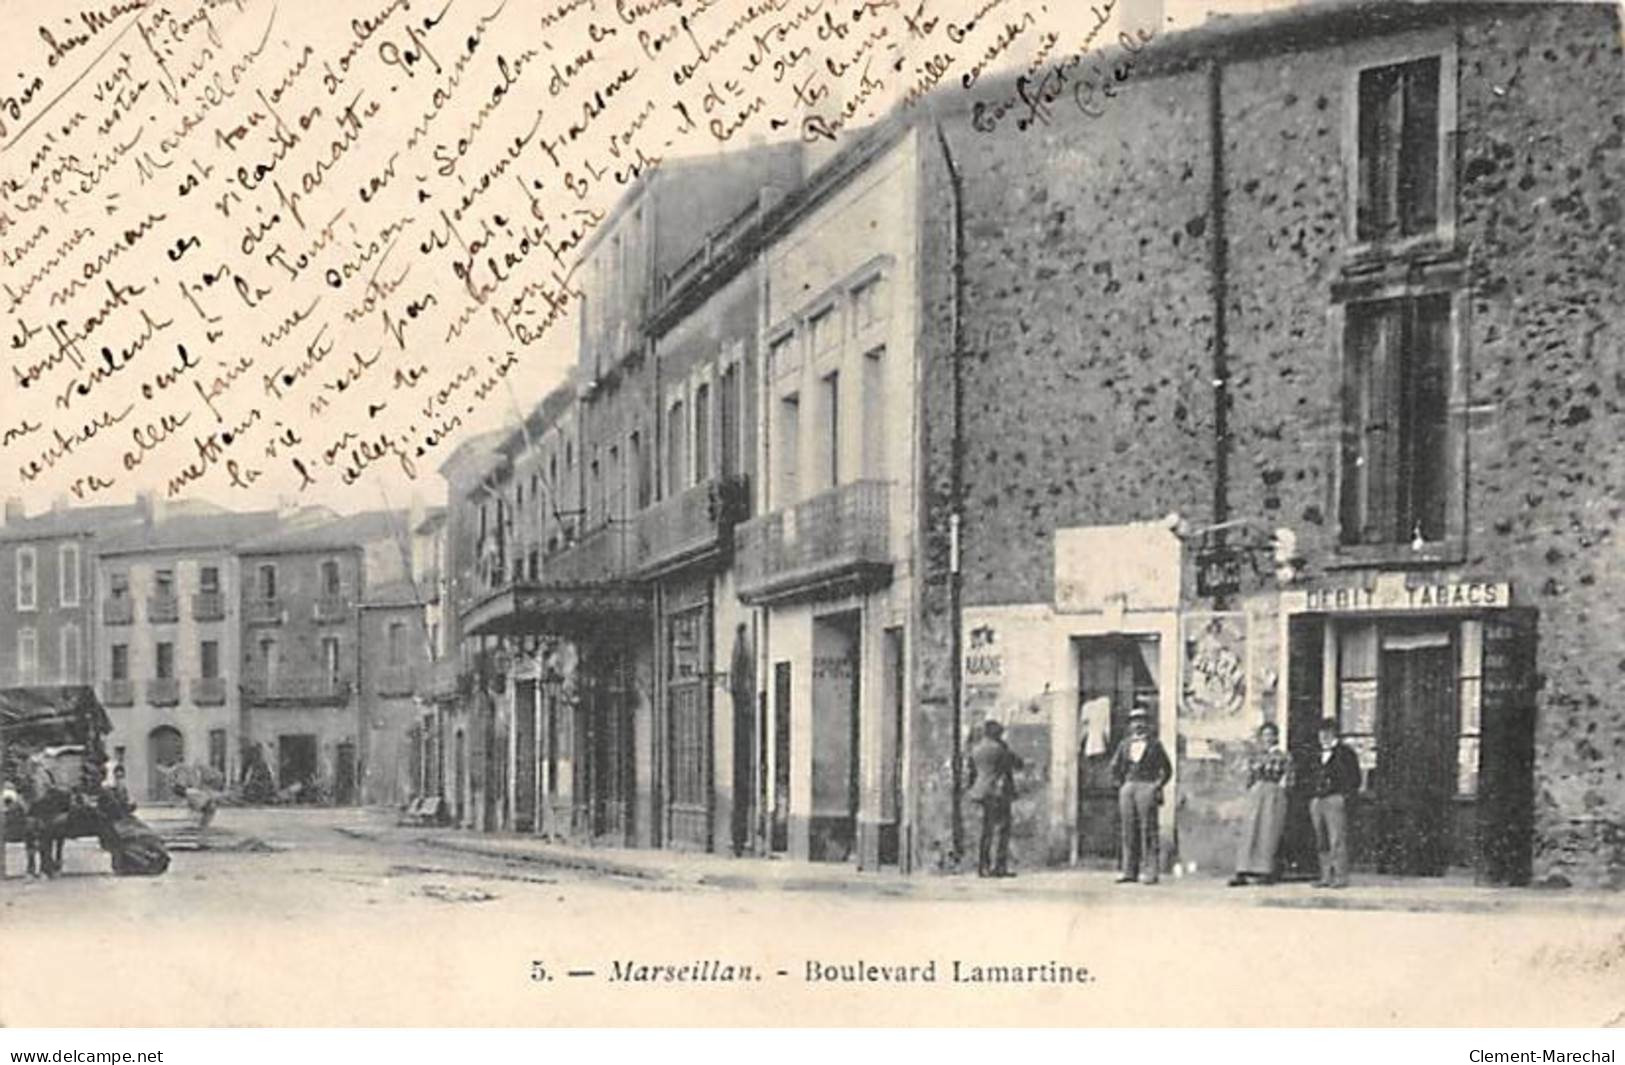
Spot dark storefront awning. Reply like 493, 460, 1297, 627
461, 580, 652, 640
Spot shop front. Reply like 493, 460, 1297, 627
1281, 575, 1536, 883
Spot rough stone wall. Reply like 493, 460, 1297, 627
1453, 6, 1625, 886
913, 3, 1625, 883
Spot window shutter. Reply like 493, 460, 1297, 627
1399, 58, 1441, 237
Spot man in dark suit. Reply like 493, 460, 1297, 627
1309, 717, 1362, 888
1110, 705, 1172, 884
966, 719, 1023, 878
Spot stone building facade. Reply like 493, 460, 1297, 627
911, 0, 1625, 885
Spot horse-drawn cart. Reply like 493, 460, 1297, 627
0, 685, 170, 879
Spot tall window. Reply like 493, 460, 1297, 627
322, 637, 341, 682
59, 543, 80, 606
853, 275, 888, 329
199, 566, 220, 594
1340, 294, 1452, 546
387, 622, 406, 666
154, 568, 174, 597
630, 431, 650, 510
17, 627, 37, 682
111, 643, 129, 681
155, 641, 174, 680
778, 394, 801, 506
320, 559, 341, 597
16, 546, 36, 610
862, 347, 886, 479
821, 371, 840, 489
109, 570, 130, 601
258, 564, 277, 600
666, 399, 686, 497
1356, 56, 1441, 242
719, 363, 740, 479
810, 307, 838, 354
60, 624, 81, 681
259, 637, 278, 682
209, 730, 227, 776
200, 639, 220, 679
693, 382, 711, 484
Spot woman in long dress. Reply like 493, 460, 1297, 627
1229, 722, 1293, 886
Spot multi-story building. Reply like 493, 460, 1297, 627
454, 147, 802, 849
435, 0, 1623, 889
0, 500, 142, 693
93, 504, 284, 802
235, 510, 416, 805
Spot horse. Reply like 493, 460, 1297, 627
2, 780, 50, 877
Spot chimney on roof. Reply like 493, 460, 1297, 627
135, 491, 165, 530
2, 498, 23, 526
51, 495, 70, 513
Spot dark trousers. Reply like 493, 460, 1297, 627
976, 796, 1012, 874
1310, 794, 1350, 886
1118, 781, 1161, 882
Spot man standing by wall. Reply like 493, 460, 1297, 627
1111, 705, 1172, 884
1309, 717, 1362, 888
965, 719, 1023, 878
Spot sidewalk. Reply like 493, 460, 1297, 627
341, 810, 1625, 915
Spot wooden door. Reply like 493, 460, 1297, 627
1376, 632, 1456, 876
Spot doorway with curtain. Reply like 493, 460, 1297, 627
1074, 635, 1162, 862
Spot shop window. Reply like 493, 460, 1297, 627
1339, 294, 1453, 548
1356, 56, 1441, 243
1336, 622, 1380, 775
1457, 620, 1483, 797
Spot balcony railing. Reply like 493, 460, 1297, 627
734, 480, 893, 604
245, 597, 283, 624
103, 598, 133, 625
314, 595, 350, 623
147, 677, 180, 706
191, 676, 228, 706
147, 594, 179, 624
636, 475, 748, 576
549, 520, 642, 583
243, 673, 352, 706
102, 678, 135, 706
192, 592, 225, 621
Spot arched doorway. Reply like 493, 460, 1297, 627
148, 726, 184, 802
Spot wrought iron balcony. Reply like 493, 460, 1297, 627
636, 475, 749, 577
146, 595, 179, 624
314, 595, 351, 623
191, 676, 228, 706
192, 592, 225, 621
102, 678, 135, 706
103, 598, 134, 625
245, 597, 283, 625
242, 673, 352, 706
734, 480, 893, 605
460, 521, 651, 639
147, 677, 180, 706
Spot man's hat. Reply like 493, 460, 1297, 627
1318, 717, 1340, 732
